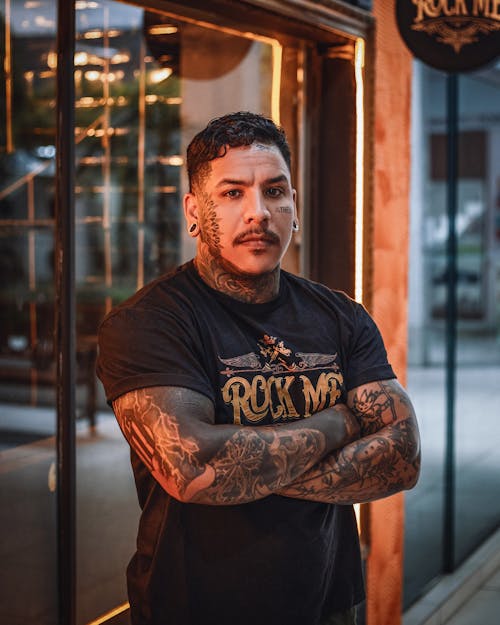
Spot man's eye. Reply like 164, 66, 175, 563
266, 187, 284, 197
224, 189, 241, 198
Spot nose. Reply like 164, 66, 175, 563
243, 190, 271, 224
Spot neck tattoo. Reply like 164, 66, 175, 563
195, 245, 280, 304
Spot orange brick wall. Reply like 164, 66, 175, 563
367, 2, 413, 625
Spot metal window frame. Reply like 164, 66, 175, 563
55, 1, 76, 624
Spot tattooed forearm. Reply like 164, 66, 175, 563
113, 389, 205, 501
113, 386, 344, 505
278, 379, 421, 504
190, 427, 327, 504
279, 419, 420, 504
350, 380, 400, 435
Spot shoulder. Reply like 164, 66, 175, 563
282, 270, 361, 317
99, 261, 203, 332
96, 262, 218, 359
281, 271, 385, 351
96, 262, 217, 403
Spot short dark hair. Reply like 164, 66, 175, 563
186, 111, 291, 192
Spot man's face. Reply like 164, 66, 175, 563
186, 143, 296, 276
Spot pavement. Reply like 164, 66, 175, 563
445, 567, 500, 625
404, 525, 500, 625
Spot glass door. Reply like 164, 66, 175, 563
0, 1, 58, 623
72, 2, 303, 623
1, 1, 371, 623
404, 60, 500, 607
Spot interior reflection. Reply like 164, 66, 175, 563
0, 1, 284, 623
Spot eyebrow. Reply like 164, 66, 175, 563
215, 174, 289, 188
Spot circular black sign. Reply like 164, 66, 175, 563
396, 1, 500, 72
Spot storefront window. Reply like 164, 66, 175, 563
73, 2, 280, 319
1, 0, 373, 620
80, 2, 287, 621
1, 2, 58, 623
404, 60, 500, 606
1, 1, 305, 623
453, 68, 500, 565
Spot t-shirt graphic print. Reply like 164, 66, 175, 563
219, 333, 344, 425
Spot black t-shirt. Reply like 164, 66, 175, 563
97, 261, 396, 625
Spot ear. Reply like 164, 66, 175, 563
183, 192, 199, 224
292, 188, 299, 227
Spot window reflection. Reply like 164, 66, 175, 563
404, 61, 500, 607
1, 0, 280, 414
1, 1, 286, 622
1, 3, 59, 624
73, 5, 278, 317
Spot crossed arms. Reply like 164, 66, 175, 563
277, 379, 420, 504
112, 378, 420, 506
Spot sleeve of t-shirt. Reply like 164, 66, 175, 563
96, 304, 214, 405
344, 301, 396, 390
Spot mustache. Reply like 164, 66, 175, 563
233, 227, 281, 246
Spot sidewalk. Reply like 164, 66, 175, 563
444, 565, 500, 625
404, 526, 500, 625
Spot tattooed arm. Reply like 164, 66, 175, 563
277, 379, 420, 504
112, 385, 359, 506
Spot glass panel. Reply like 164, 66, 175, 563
404, 60, 500, 606
454, 69, 500, 565
73, 2, 298, 623
74, 6, 144, 624
0, 1, 58, 624
404, 62, 447, 606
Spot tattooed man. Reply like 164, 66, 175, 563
97, 112, 420, 625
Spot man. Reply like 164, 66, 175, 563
97, 111, 420, 625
